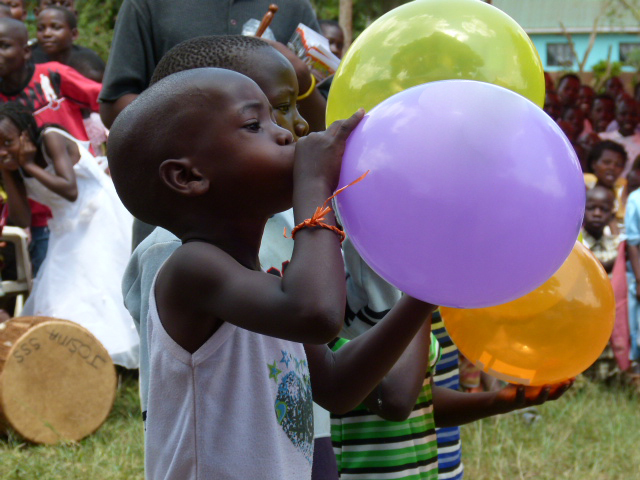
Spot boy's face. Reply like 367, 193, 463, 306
0, 117, 23, 170
628, 169, 640, 194
543, 91, 561, 120
0, 22, 29, 78
616, 99, 638, 136
557, 77, 580, 107
578, 86, 594, 115
37, 9, 76, 56
584, 189, 614, 237
0, 0, 25, 21
190, 74, 295, 210
320, 24, 344, 59
605, 77, 624, 100
591, 98, 614, 132
544, 71, 554, 93
592, 148, 625, 188
563, 107, 584, 138
246, 49, 309, 141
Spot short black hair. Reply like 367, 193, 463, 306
587, 140, 627, 171
557, 73, 580, 88
0, 17, 28, 43
150, 35, 271, 86
38, 5, 76, 29
67, 48, 105, 80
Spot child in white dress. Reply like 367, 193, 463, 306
0, 102, 138, 368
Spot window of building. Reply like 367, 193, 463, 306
620, 42, 640, 63
546, 43, 574, 67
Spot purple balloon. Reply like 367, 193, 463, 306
336, 80, 585, 308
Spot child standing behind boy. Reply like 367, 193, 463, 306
32, 6, 98, 66
581, 186, 620, 274
599, 96, 640, 177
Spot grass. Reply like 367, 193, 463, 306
1, 375, 638, 479
461, 379, 640, 480
0, 371, 144, 480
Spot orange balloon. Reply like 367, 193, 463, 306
441, 242, 614, 386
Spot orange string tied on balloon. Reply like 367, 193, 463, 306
284, 170, 369, 243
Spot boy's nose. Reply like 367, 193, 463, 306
294, 113, 309, 139
276, 127, 293, 145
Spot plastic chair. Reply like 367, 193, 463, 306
0, 226, 33, 316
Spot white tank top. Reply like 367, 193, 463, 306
144, 274, 314, 480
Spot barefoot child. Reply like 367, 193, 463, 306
109, 66, 438, 479
0, 102, 138, 368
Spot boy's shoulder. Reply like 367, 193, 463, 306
122, 227, 181, 325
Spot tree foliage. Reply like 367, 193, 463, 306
74, 0, 124, 60
310, 0, 411, 38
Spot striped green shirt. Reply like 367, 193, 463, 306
330, 334, 441, 479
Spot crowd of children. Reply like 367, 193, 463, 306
541, 71, 640, 383
0, 1, 631, 479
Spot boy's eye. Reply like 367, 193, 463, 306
4, 140, 12, 146
244, 121, 261, 132
276, 104, 291, 114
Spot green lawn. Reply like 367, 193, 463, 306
1, 375, 638, 479
0, 372, 144, 480
461, 380, 640, 479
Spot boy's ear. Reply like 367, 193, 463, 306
159, 158, 210, 197
23, 44, 31, 62
71, 28, 78, 42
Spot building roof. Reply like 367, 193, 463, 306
492, 0, 640, 33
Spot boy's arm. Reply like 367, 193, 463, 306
155, 111, 363, 352
628, 244, 640, 300
305, 296, 435, 415
432, 379, 573, 427
626, 193, 640, 299
20, 132, 78, 202
0, 169, 30, 228
360, 318, 432, 421
56, 63, 102, 112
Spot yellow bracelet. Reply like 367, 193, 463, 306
297, 74, 317, 101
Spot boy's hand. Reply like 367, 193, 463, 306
494, 378, 574, 414
293, 109, 364, 192
18, 132, 37, 168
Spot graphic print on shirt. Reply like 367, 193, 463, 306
269, 350, 313, 464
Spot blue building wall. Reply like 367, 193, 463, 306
531, 33, 640, 71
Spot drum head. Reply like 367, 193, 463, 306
0, 318, 117, 444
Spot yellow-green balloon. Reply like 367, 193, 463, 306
326, 0, 545, 125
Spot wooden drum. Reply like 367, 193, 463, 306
0, 316, 117, 444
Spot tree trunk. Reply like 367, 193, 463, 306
340, 0, 353, 49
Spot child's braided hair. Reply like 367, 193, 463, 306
0, 101, 43, 147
